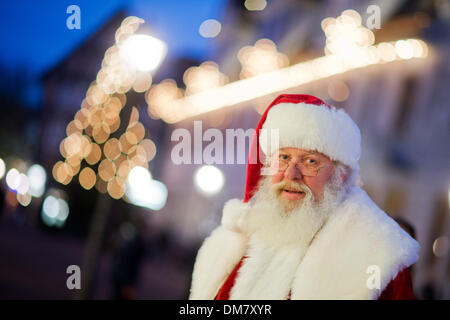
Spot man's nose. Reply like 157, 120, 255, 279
284, 162, 303, 181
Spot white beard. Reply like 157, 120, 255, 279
243, 176, 344, 247
229, 176, 345, 299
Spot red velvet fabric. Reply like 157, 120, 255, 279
215, 256, 414, 300
215, 256, 247, 300
378, 267, 414, 300
243, 94, 331, 203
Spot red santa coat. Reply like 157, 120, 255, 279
189, 187, 419, 300
215, 256, 414, 300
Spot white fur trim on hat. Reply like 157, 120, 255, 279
259, 103, 361, 169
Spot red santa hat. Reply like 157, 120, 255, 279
244, 94, 361, 203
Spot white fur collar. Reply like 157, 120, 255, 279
189, 187, 420, 300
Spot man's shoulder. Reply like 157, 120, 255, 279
322, 186, 420, 274
336, 187, 415, 241
190, 207, 248, 300
290, 187, 420, 299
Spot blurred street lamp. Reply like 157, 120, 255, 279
119, 34, 167, 72
0, 158, 5, 179
127, 165, 152, 189
199, 19, 222, 38
125, 166, 168, 211
41, 195, 70, 228
27, 164, 47, 197
245, 0, 267, 11
194, 165, 225, 195
6, 168, 21, 191
16, 173, 29, 195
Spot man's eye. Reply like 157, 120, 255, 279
279, 155, 289, 160
305, 158, 317, 164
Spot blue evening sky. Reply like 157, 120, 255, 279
0, 0, 227, 107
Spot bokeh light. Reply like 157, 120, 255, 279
244, 0, 267, 11
119, 34, 167, 72
395, 40, 414, 60
328, 80, 350, 102
79, 167, 97, 190
0, 158, 5, 179
16, 174, 30, 195
194, 165, 225, 195
145, 79, 184, 120
183, 61, 228, 95
238, 39, 289, 79
6, 168, 21, 191
433, 236, 449, 257
52, 161, 73, 185
85, 143, 102, 165
98, 159, 116, 182
377, 42, 396, 62
27, 164, 47, 197
125, 166, 167, 210
104, 138, 122, 161
139, 139, 157, 162
133, 72, 152, 93
199, 19, 222, 38
17, 192, 32, 207
107, 176, 125, 199
128, 166, 152, 189
126, 122, 146, 145
41, 195, 70, 228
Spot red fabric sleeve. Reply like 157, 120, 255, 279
215, 256, 246, 300
378, 268, 415, 300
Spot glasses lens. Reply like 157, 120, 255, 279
301, 166, 318, 176
301, 156, 323, 176
272, 156, 322, 176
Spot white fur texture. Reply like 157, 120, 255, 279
189, 226, 247, 300
221, 199, 251, 233
189, 187, 420, 300
259, 103, 361, 170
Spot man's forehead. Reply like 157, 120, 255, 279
276, 147, 321, 155
274, 147, 332, 160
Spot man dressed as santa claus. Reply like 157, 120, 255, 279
189, 94, 420, 300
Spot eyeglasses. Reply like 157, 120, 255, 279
271, 153, 330, 177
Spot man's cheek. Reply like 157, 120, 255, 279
271, 173, 284, 184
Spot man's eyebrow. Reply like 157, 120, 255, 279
303, 152, 319, 156
303, 152, 330, 161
